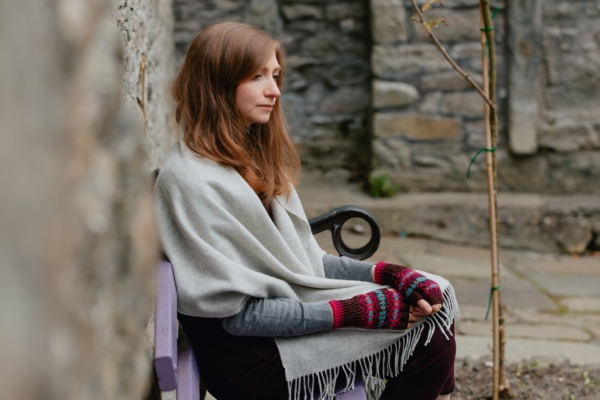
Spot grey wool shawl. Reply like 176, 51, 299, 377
154, 142, 460, 400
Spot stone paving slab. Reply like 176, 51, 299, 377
513, 257, 600, 277
497, 279, 559, 311
418, 239, 492, 261
451, 278, 557, 311
507, 324, 592, 342
525, 274, 600, 297
508, 253, 600, 301
399, 253, 514, 279
458, 321, 592, 342
561, 297, 600, 312
436, 279, 495, 306
458, 305, 489, 321
590, 327, 600, 338
508, 308, 600, 328
456, 336, 600, 365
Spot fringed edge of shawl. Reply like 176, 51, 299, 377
287, 284, 460, 400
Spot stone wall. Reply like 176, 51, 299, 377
118, 0, 178, 168
371, 0, 600, 194
171, 0, 600, 194
0, 0, 176, 398
173, 0, 372, 175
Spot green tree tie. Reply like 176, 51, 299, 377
467, 147, 497, 178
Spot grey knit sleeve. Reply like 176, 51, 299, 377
221, 297, 333, 337
221, 255, 374, 337
322, 254, 374, 282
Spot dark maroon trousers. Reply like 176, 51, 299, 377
179, 314, 455, 400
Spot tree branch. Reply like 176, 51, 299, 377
409, 0, 496, 109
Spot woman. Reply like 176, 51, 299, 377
154, 22, 458, 400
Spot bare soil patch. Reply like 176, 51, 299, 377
453, 358, 600, 399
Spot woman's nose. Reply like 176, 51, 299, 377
265, 79, 281, 98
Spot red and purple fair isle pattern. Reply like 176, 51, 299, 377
374, 262, 444, 307
330, 288, 410, 330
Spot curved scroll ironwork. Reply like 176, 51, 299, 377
309, 205, 381, 261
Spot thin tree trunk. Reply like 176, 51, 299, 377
408, 2, 510, 396
478, 2, 511, 398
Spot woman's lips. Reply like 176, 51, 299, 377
259, 105, 273, 110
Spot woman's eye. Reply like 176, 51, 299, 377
253, 74, 262, 80
273, 75, 280, 80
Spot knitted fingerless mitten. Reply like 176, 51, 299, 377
329, 289, 410, 330
373, 262, 444, 307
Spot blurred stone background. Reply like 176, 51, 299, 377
1, 0, 598, 399
173, 0, 600, 194
174, 0, 373, 176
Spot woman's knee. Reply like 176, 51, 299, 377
423, 323, 456, 367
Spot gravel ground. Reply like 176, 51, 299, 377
453, 358, 600, 400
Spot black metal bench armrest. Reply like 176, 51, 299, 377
309, 205, 381, 261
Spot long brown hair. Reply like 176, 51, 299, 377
172, 22, 301, 208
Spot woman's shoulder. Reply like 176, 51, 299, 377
154, 141, 259, 212
154, 141, 249, 202
159, 141, 237, 187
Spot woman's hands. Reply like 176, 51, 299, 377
330, 288, 426, 330
329, 262, 443, 331
372, 262, 443, 311
407, 301, 435, 327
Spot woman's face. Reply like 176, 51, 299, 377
235, 52, 281, 126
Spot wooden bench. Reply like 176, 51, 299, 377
152, 190, 380, 399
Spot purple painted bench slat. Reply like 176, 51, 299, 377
336, 379, 367, 400
154, 260, 178, 391
176, 334, 200, 400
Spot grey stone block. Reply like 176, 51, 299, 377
282, 4, 323, 20
539, 125, 599, 153
372, 44, 452, 78
373, 80, 419, 109
321, 86, 369, 115
246, 0, 284, 32
507, 0, 543, 155
421, 72, 479, 91
418, 92, 442, 114
327, 59, 370, 86
373, 113, 461, 139
373, 138, 412, 170
552, 215, 594, 254
371, 0, 407, 44
441, 91, 483, 117
326, 2, 365, 20
465, 121, 486, 148
508, 101, 538, 155
450, 42, 483, 59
